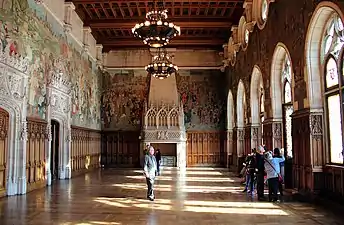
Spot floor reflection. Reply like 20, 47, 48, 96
0, 167, 342, 225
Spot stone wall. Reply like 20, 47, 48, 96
228, 0, 318, 118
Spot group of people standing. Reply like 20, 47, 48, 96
142, 145, 162, 201
240, 145, 285, 202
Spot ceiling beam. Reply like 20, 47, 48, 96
71, 0, 243, 3
100, 38, 225, 47
85, 19, 232, 29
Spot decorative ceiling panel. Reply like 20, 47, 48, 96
68, 0, 245, 50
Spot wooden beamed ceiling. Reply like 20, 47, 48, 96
69, 0, 245, 51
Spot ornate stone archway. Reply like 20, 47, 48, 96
46, 59, 72, 184
0, 50, 30, 195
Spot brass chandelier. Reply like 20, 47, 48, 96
132, 0, 181, 48
145, 48, 178, 79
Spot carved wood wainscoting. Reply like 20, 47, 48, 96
263, 122, 273, 151
186, 131, 224, 167
232, 129, 238, 168
323, 165, 344, 201
244, 126, 251, 155
291, 110, 312, 192
101, 131, 141, 168
26, 118, 48, 192
0, 109, 9, 197
71, 126, 101, 177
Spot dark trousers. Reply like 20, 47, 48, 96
157, 160, 161, 174
278, 180, 283, 196
268, 177, 279, 202
256, 171, 265, 199
146, 177, 155, 199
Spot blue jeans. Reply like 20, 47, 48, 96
245, 172, 255, 192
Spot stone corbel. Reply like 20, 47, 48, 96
96, 44, 103, 68
230, 26, 241, 52
83, 27, 92, 48
63, 2, 75, 34
243, 0, 256, 32
102, 52, 108, 67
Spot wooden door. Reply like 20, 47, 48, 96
0, 108, 9, 197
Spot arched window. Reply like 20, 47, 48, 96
260, 88, 264, 145
282, 56, 293, 158
323, 14, 344, 164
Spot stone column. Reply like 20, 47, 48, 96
236, 127, 245, 172
225, 129, 233, 168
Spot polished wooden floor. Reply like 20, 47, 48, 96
0, 167, 343, 225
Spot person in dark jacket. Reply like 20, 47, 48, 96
256, 145, 266, 201
243, 149, 256, 193
155, 149, 162, 175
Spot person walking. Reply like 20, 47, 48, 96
143, 146, 157, 201
155, 149, 162, 176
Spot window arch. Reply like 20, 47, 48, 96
322, 13, 344, 164
281, 55, 293, 158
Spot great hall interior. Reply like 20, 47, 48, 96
0, 0, 343, 224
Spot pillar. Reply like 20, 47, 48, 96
225, 129, 233, 168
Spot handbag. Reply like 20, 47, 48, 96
264, 159, 283, 183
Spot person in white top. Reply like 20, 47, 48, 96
264, 151, 285, 202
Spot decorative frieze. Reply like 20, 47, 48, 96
310, 113, 323, 140
237, 128, 245, 141
273, 122, 282, 140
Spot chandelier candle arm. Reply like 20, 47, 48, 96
145, 48, 178, 79
132, 2, 181, 48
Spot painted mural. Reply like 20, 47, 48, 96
101, 70, 150, 131
0, 0, 101, 128
177, 70, 226, 130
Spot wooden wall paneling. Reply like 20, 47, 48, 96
263, 122, 273, 151
71, 126, 101, 177
232, 129, 238, 167
323, 166, 344, 201
0, 108, 9, 197
292, 110, 312, 191
26, 118, 47, 192
186, 131, 223, 167
101, 131, 140, 168
244, 126, 251, 155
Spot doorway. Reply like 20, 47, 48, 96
150, 143, 177, 167
50, 120, 60, 181
0, 108, 9, 197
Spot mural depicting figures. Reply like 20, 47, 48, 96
0, 0, 101, 129
101, 70, 150, 130
177, 70, 226, 130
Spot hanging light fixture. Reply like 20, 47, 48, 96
132, 0, 181, 48
145, 48, 178, 79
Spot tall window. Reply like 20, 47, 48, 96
323, 14, 344, 164
282, 56, 293, 158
